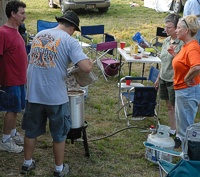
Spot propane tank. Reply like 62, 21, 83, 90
145, 125, 175, 163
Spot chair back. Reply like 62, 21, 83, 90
183, 122, 200, 160
104, 33, 116, 55
132, 86, 157, 117
156, 27, 168, 37
148, 66, 159, 84
37, 20, 58, 32
166, 159, 200, 177
81, 25, 104, 36
105, 33, 116, 42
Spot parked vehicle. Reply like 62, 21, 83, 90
172, 0, 187, 13
48, 0, 110, 14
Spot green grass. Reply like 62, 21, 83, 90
0, 0, 193, 176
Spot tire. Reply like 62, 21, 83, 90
98, 7, 109, 13
172, 0, 183, 13
48, 0, 57, 8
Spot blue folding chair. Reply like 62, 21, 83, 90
117, 66, 159, 126
81, 25, 105, 45
37, 20, 58, 32
117, 86, 158, 126
80, 25, 116, 57
80, 25, 104, 57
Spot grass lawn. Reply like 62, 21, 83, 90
0, 0, 193, 176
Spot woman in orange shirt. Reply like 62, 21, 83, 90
169, 15, 200, 148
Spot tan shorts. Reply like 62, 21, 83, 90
159, 78, 175, 105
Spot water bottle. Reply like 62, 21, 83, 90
134, 43, 138, 54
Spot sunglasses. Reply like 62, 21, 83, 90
181, 18, 189, 29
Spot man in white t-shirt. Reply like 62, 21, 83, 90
183, 0, 200, 44
20, 11, 93, 177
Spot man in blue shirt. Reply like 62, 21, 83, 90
183, 0, 200, 44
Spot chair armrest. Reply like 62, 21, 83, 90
150, 36, 157, 45
125, 76, 147, 81
82, 35, 93, 41
143, 142, 182, 157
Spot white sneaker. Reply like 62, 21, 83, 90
53, 164, 69, 177
0, 138, 23, 153
12, 132, 24, 145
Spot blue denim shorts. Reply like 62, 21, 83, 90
0, 85, 25, 112
22, 101, 71, 142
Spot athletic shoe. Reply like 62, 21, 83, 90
12, 132, 24, 145
20, 160, 36, 174
54, 164, 69, 177
174, 137, 182, 149
0, 138, 23, 153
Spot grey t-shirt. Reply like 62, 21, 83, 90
159, 37, 184, 82
26, 28, 88, 105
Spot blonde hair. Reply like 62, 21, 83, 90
180, 15, 200, 37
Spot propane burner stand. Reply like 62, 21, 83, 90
67, 122, 89, 157
67, 90, 89, 157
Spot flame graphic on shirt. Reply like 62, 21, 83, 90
29, 33, 60, 68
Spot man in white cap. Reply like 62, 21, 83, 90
21, 11, 93, 177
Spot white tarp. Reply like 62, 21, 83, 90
144, 0, 173, 12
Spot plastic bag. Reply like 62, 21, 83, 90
132, 32, 150, 49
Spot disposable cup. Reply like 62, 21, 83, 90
126, 80, 131, 85
120, 42, 126, 49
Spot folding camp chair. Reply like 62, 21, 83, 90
95, 41, 120, 81
150, 27, 168, 55
80, 25, 104, 57
143, 122, 200, 177
37, 20, 58, 32
144, 141, 200, 177
117, 86, 158, 126
80, 25, 116, 57
117, 66, 159, 126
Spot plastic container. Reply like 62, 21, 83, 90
145, 125, 175, 163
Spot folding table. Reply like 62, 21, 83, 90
117, 47, 161, 81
